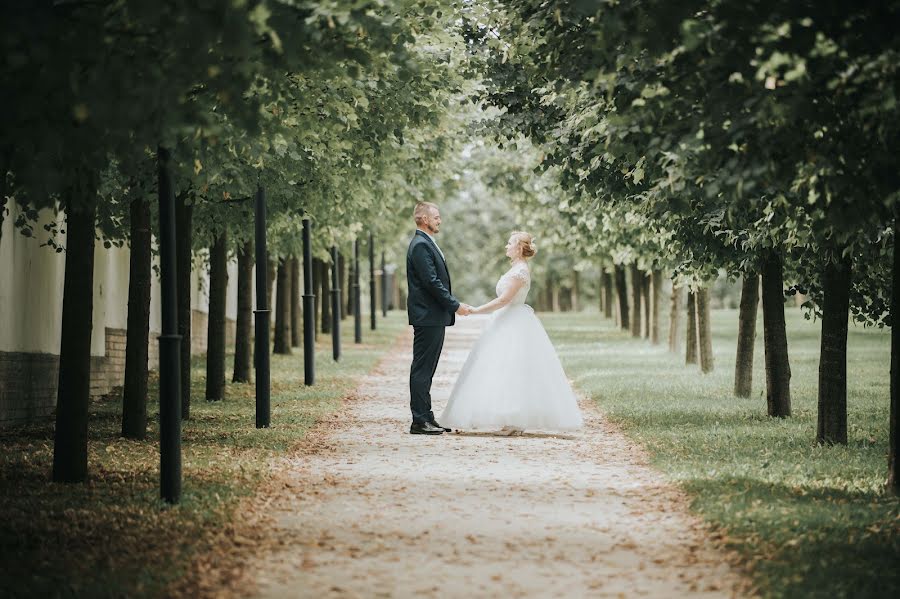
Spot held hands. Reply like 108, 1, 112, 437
456, 303, 475, 316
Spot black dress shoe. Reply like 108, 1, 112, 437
410, 421, 444, 435
429, 420, 452, 432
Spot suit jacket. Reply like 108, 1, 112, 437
406, 230, 459, 326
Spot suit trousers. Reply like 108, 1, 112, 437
409, 325, 446, 424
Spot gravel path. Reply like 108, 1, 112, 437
251, 316, 747, 598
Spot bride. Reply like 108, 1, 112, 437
439, 231, 583, 434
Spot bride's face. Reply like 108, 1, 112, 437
505, 236, 521, 259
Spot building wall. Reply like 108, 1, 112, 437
0, 200, 242, 426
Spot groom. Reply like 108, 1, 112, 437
406, 201, 471, 435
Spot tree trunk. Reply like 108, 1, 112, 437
697, 287, 714, 373
762, 252, 792, 417
817, 256, 852, 445
551, 278, 560, 312
734, 273, 760, 398
175, 191, 193, 420
650, 269, 663, 344
340, 253, 350, 318
232, 240, 252, 383
668, 286, 682, 352
205, 232, 228, 401
274, 257, 292, 355
121, 196, 152, 440
602, 271, 614, 319
52, 195, 97, 483
630, 265, 643, 338
889, 214, 899, 495
614, 265, 629, 330
572, 271, 580, 312
0, 155, 9, 247
641, 272, 651, 339
321, 257, 331, 334
686, 291, 698, 365
598, 273, 606, 315
290, 256, 301, 348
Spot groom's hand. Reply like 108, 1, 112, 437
456, 304, 472, 316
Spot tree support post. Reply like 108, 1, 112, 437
369, 232, 377, 330
157, 146, 182, 504
354, 239, 362, 343
381, 250, 388, 317
302, 218, 316, 385
331, 245, 341, 361
253, 180, 270, 428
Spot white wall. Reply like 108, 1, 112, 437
226, 259, 238, 320
0, 204, 137, 358
0, 204, 67, 354
0, 199, 244, 363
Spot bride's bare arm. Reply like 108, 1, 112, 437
472, 277, 525, 315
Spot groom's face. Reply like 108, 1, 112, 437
424, 208, 441, 234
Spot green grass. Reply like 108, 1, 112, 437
542, 308, 899, 598
0, 313, 407, 598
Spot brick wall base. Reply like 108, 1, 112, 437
1, 327, 126, 427
2, 317, 237, 426
0, 352, 59, 424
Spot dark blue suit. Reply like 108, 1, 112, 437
406, 230, 460, 424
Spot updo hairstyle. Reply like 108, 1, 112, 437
511, 231, 537, 258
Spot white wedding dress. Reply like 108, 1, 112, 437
439, 262, 584, 432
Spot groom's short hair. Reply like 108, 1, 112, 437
413, 201, 439, 224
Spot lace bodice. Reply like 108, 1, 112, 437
496, 263, 531, 306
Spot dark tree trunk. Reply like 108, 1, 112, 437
205, 232, 228, 402
232, 240, 252, 383
0, 194, 6, 248
52, 194, 97, 483
0, 155, 9, 247
175, 192, 193, 420
650, 269, 663, 344
290, 256, 301, 348
630, 265, 643, 338
340, 253, 350, 318
668, 286, 682, 353
551, 276, 560, 312
121, 196, 152, 440
273, 257, 292, 355
817, 256, 852, 445
734, 273, 760, 398
321, 257, 332, 333
697, 287, 714, 373
762, 252, 792, 418
572, 271, 580, 312
614, 265, 629, 330
602, 271, 614, 319
889, 214, 899, 495
641, 272, 651, 339
686, 291, 698, 365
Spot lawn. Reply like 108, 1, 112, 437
0, 312, 408, 599
542, 307, 899, 598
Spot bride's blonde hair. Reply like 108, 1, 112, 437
511, 231, 537, 258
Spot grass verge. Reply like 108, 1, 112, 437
0, 312, 407, 598
543, 308, 899, 599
